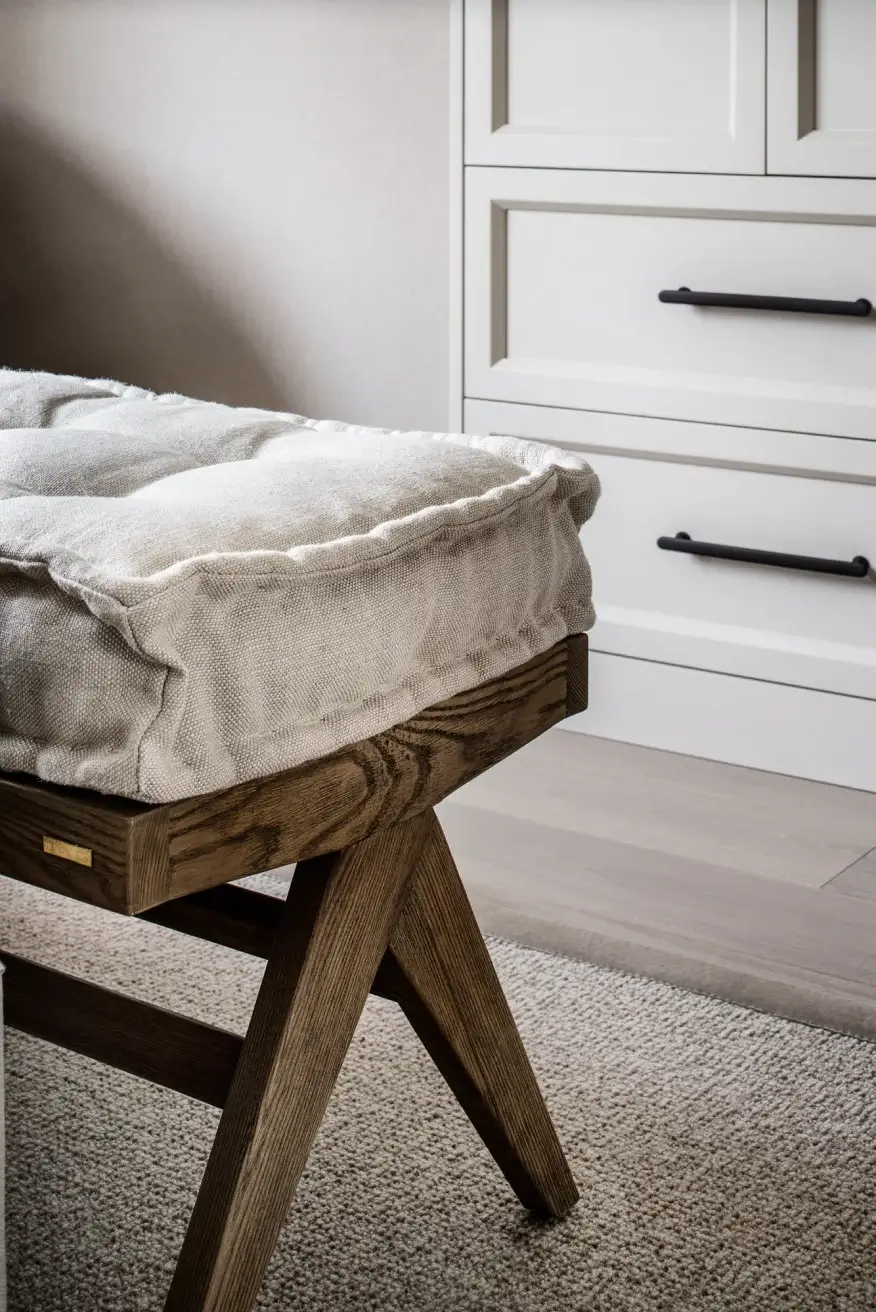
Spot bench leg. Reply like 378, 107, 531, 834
383, 811, 579, 1218
165, 805, 576, 1310
163, 809, 432, 1312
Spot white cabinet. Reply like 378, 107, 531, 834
768, 0, 876, 178
464, 0, 767, 174
465, 167, 876, 440
455, 0, 876, 787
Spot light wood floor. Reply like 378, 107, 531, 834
436, 729, 876, 1042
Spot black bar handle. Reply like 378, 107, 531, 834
657, 532, 870, 579
658, 287, 872, 317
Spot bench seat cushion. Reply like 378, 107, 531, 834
0, 372, 599, 802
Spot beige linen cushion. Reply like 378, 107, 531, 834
0, 371, 599, 803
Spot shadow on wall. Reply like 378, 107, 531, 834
0, 114, 289, 408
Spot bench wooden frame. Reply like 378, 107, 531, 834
0, 635, 587, 1312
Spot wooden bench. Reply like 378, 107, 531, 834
0, 635, 586, 1312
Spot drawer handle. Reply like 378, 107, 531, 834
657, 532, 871, 579
658, 287, 872, 317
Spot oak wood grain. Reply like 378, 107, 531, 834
385, 812, 579, 1218
0, 636, 587, 914
163, 638, 578, 901
138, 840, 580, 1216
139, 883, 281, 958
128, 804, 173, 909
566, 633, 589, 716
0, 772, 157, 913
163, 810, 433, 1312
138, 884, 396, 1003
1, 951, 241, 1106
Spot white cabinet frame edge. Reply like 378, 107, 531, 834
463, 398, 876, 483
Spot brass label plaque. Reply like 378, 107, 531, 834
43, 836, 93, 868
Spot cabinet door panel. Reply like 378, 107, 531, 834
768, 0, 876, 177
464, 0, 766, 173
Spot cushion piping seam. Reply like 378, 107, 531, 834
135, 662, 172, 799
1, 469, 598, 613
134, 606, 589, 802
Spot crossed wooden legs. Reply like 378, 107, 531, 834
165, 808, 577, 1312
383, 816, 578, 1217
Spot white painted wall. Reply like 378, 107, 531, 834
0, 0, 450, 430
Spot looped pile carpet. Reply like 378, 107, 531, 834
1, 873, 874, 1312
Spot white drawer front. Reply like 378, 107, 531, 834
465, 401, 876, 700
465, 169, 876, 440
464, 0, 766, 174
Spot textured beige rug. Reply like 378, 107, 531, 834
1, 872, 875, 1312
